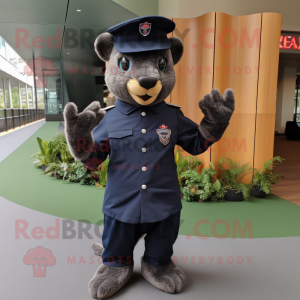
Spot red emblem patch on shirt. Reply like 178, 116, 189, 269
156, 124, 171, 145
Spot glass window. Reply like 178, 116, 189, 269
45, 71, 62, 114
6, 44, 18, 67
0, 36, 6, 58
0, 89, 4, 108
0, 35, 20, 68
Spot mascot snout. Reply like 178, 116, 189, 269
127, 78, 162, 105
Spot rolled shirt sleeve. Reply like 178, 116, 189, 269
176, 109, 214, 155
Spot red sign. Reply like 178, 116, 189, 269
280, 35, 300, 50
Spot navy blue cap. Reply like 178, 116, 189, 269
107, 15, 175, 53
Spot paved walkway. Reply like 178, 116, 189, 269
0, 122, 299, 300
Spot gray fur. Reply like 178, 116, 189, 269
141, 257, 186, 294
198, 88, 235, 142
94, 33, 114, 62
92, 243, 104, 256
170, 37, 184, 65
63, 28, 235, 300
103, 47, 177, 106
63, 101, 105, 161
88, 264, 134, 299
94, 33, 184, 107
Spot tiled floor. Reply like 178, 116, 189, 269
272, 135, 300, 206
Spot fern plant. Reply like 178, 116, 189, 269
50, 132, 67, 146
45, 162, 65, 177
32, 151, 48, 167
175, 150, 202, 186
181, 162, 225, 202
252, 156, 284, 194
217, 157, 253, 200
62, 161, 95, 185
50, 132, 74, 163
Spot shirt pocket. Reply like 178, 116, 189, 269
108, 129, 133, 139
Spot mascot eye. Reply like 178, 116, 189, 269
119, 57, 131, 71
157, 58, 167, 71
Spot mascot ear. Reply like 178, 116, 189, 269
94, 32, 114, 62
169, 37, 184, 65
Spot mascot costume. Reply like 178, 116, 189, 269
64, 16, 235, 299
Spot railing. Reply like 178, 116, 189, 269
0, 108, 45, 133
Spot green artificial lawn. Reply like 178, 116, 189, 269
0, 122, 300, 238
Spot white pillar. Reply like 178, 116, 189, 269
17, 81, 22, 108
7, 78, 13, 109
2, 79, 7, 109
25, 84, 29, 108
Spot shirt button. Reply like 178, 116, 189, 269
142, 148, 147, 153
142, 166, 147, 172
142, 184, 147, 190
141, 112, 146, 116
141, 129, 147, 134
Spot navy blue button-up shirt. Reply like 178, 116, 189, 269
83, 99, 212, 224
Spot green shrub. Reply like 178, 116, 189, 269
45, 162, 65, 177
181, 162, 225, 202
98, 158, 110, 188
60, 161, 96, 185
32, 133, 74, 167
175, 150, 202, 186
50, 132, 67, 146
31, 137, 60, 167
50, 132, 74, 163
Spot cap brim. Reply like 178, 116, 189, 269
114, 38, 171, 54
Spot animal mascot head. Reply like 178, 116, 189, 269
64, 16, 235, 299
94, 16, 183, 107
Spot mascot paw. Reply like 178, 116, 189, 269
88, 264, 133, 299
91, 243, 104, 256
141, 257, 186, 294
198, 88, 235, 142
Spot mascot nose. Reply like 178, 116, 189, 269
138, 77, 157, 90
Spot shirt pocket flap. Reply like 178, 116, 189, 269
108, 129, 133, 139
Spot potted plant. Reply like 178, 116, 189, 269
180, 162, 225, 202
252, 156, 284, 198
217, 157, 253, 201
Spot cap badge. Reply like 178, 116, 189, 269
156, 125, 171, 145
139, 22, 151, 37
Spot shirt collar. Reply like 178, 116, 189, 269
115, 99, 166, 115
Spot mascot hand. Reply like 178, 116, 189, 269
63, 101, 105, 161
198, 88, 235, 142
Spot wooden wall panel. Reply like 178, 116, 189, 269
170, 12, 281, 177
254, 13, 282, 170
165, 30, 173, 104
172, 13, 215, 168
211, 12, 262, 182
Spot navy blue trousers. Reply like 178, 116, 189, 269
102, 212, 180, 267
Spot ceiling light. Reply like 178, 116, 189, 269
77, 9, 81, 12
67, 53, 70, 55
